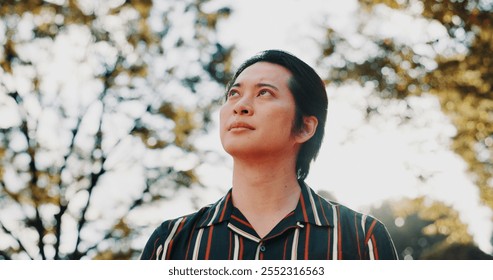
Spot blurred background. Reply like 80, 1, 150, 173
0, 0, 492, 260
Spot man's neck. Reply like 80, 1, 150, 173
230, 156, 302, 238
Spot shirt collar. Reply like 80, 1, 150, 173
295, 181, 334, 227
197, 181, 334, 229
197, 190, 233, 228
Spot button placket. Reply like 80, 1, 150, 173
260, 244, 266, 252
255, 241, 266, 260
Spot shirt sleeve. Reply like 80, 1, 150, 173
365, 219, 398, 260
140, 221, 170, 260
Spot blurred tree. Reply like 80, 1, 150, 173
320, 0, 493, 251
368, 198, 492, 259
0, 0, 232, 259
421, 242, 493, 259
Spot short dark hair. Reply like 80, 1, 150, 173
226, 50, 328, 180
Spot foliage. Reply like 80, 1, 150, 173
370, 198, 493, 259
420, 242, 493, 259
0, 0, 232, 259
320, 0, 492, 248
370, 199, 447, 260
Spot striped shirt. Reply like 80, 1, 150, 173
140, 182, 398, 260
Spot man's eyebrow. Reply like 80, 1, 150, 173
230, 82, 279, 91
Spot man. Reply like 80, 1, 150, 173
140, 50, 398, 260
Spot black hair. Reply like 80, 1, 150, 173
226, 50, 328, 180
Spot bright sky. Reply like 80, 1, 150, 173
193, 0, 493, 253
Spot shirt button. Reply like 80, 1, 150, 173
260, 245, 266, 252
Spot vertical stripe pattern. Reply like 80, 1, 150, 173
368, 239, 375, 260
331, 204, 339, 260
291, 227, 300, 260
140, 183, 398, 260
192, 228, 204, 260
233, 234, 240, 260
307, 188, 322, 226
255, 244, 262, 260
161, 217, 184, 260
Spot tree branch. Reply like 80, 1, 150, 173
68, 67, 115, 259
69, 164, 106, 259
0, 220, 34, 260
53, 115, 83, 260
0, 250, 12, 260
13, 92, 46, 260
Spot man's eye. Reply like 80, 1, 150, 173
227, 90, 239, 97
258, 90, 271, 96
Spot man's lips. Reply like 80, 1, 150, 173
228, 121, 255, 131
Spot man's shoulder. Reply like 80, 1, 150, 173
154, 192, 230, 234
310, 189, 381, 225
155, 204, 213, 234
140, 198, 224, 260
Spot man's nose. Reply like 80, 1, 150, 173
233, 99, 253, 116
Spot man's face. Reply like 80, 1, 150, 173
220, 62, 301, 160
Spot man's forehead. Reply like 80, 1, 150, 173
235, 62, 292, 84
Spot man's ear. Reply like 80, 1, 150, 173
295, 116, 318, 144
